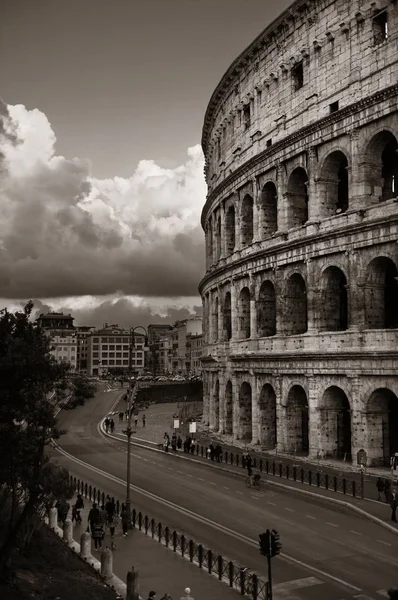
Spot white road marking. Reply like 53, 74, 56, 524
306, 515, 316, 520
176, 471, 183, 475
223, 486, 230, 490
267, 501, 276, 506
326, 522, 339, 528
350, 530, 362, 536
354, 595, 376, 599
273, 577, 323, 592
236, 491, 244, 495
209, 481, 217, 486
376, 540, 392, 546
251, 495, 260, 499
186, 474, 193, 477
198, 477, 205, 482
285, 507, 295, 512
377, 590, 390, 598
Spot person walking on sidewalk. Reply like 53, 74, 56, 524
385, 479, 392, 503
107, 512, 119, 546
390, 489, 398, 523
164, 433, 170, 452
120, 504, 130, 537
88, 503, 100, 534
171, 433, 177, 452
376, 477, 385, 501
180, 587, 194, 600
92, 521, 105, 551
142, 413, 146, 427
177, 435, 182, 451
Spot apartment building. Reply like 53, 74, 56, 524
87, 323, 145, 376
75, 326, 96, 373
36, 312, 78, 370
165, 317, 203, 374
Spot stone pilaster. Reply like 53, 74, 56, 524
208, 290, 214, 343
307, 147, 318, 221
276, 163, 288, 232
275, 376, 285, 453
230, 281, 238, 341
202, 371, 210, 426
217, 285, 223, 343
249, 278, 257, 338
274, 268, 283, 335
252, 375, 261, 445
252, 178, 260, 242
347, 250, 365, 330
232, 375, 239, 440
305, 258, 318, 333
220, 203, 226, 259
218, 370, 226, 433
349, 377, 367, 462
307, 377, 321, 459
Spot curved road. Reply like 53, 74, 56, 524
50, 386, 398, 600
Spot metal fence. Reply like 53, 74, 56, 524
70, 475, 269, 599
178, 445, 363, 498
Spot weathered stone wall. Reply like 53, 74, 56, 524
199, 0, 398, 467
138, 381, 203, 404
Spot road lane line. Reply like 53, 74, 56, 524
350, 530, 362, 535
251, 495, 260, 500
274, 577, 323, 592
306, 515, 316, 520
354, 595, 376, 599
209, 482, 217, 486
326, 522, 339, 528
267, 501, 276, 506
376, 540, 392, 546
236, 491, 244, 495
198, 478, 205, 481
285, 507, 295, 512
187, 474, 193, 477
223, 486, 230, 490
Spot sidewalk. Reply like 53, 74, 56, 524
69, 497, 242, 600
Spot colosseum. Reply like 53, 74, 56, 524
198, 0, 398, 467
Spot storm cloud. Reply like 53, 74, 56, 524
0, 100, 206, 300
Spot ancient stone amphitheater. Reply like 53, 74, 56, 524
199, 0, 398, 467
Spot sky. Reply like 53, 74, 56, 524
0, 0, 292, 328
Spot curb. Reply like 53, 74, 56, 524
100, 421, 398, 537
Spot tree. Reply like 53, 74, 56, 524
0, 302, 73, 576
65, 374, 97, 409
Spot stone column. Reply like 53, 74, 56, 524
230, 281, 238, 341
217, 285, 223, 343
208, 291, 214, 343
305, 258, 318, 333
252, 375, 261, 445
276, 163, 288, 232
349, 377, 367, 462
234, 202, 241, 252
63, 519, 73, 544
80, 531, 91, 558
249, 278, 257, 338
274, 268, 284, 335
275, 376, 285, 453
127, 567, 140, 600
349, 128, 371, 211
220, 203, 226, 259
307, 147, 318, 221
202, 371, 210, 425
209, 372, 215, 430
100, 547, 113, 579
347, 250, 365, 330
307, 377, 321, 459
252, 178, 260, 242
218, 370, 226, 433
232, 375, 239, 440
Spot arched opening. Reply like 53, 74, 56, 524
319, 151, 349, 216
366, 388, 398, 466
286, 386, 309, 455
215, 217, 222, 262
213, 379, 220, 431
283, 274, 307, 335
224, 380, 233, 434
260, 182, 277, 237
223, 292, 232, 341
225, 206, 236, 255
365, 257, 398, 329
238, 381, 252, 442
241, 194, 254, 246
258, 384, 277, 449
257, 281, 276, 337
319, 387, 352, 460
206, 222, 213, 266
212, 296, 219, 343
238, 287, 251, 339
287, 167, 309, 228
319, 267, 348, 331
364, 131, 398, 202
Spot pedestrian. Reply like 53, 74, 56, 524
376, 477, 385, 501
99, 504, 108, 525
164, 433, 170, 452
384, 479, 392, 503
134, 416, 138, 427
180, 587, 194, 600
177, 435, 182, 450
92, 521, 105, 550
206, 446, 211, 460
104, 417, 110, 433
56, 499, 70, 525
143, 414, 146, 427
390, 489, 398, 523
171, 433, 177, 452
105, 495, 115, 523
148, 592, 156, 600
88, 503, 100, 534
110, 418, 115, 433
215, 444, 222, 463
120, 505, 130, 537
119, 411, 124, 422
209, 442, 214, 461
107, 512, 119, 541
190, 438, 196, 455
159, 594, 172, 600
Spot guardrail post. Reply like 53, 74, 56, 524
316, 472, 320, 487
157, 522, 162, 542
279, 463, 282, 477
325, 474, 329, 489
208, 549, 213, 574
172, 530, 177, 552
144, 515, 149, 534
286, 465, 289, 479
333, 476, 337, 492
252, 573, 258, 599
239, 567, 245, 595
343, 478, 347, 495
150, 518, 155, 538
165, 526, 170, 547
293, 466, 297, 481
181, 534, 185, 557
138, 512, 142, 530
132, 508, 136, 526
352, 480, 356, 497
308, 470, 312, 486
100, 547, 113, 579
198, 544, 203, 568
259, 459, 263, 472
228, 561, 234, 587
272, 461, 276, 476
189, 539, 194, 563
230, 453, 233, 465
300, 468, 304, 483
217, 555, 223, 580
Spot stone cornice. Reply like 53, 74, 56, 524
201, 0, 318, 155
226, 351, 398, 361
201, 83, 398, 227
197, 210, 398, 294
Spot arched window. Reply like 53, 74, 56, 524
319, 151, 349, 216
223, 292, 232, 341
366, 389, 398, 466
212, 379, 220, 431
365, 257, 398, 329
319, 387, 352, 460
241, 195, 254, 246
283, 274, 307, 335
257, 281, 276, 337
259, 182, 278, 238
364, 131, 398, 202
319, 267, 348, 331
286, 386, 309, 455
258, 384, 277, 448
238, 382, 252, 442
238, 287, 251, 339
224, 380, 233, 434
225, 206, 236, 255
287, 167, 309, 228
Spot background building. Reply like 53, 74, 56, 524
146, 324, 173, 374
75, 326, 96, 374
199, 0, 398, 466
36, 312, 77, 370
87, 324, 145, 377
166, 317, 203, 374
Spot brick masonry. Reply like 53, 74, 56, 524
198, 0, 398, 468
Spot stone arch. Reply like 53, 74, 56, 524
286, 385, 309, 455
223, 291, 232, 341
238, 286, 251, 339
215, 216, 222, 262
212, 296, 219, 342
258, 384, 277, 449
319, 266, 348, 331
225, 206, 236, 255
241, 194, 254, 246
287, 167, 309, 228
224, 380, 233, 434
259, 182, 278, 237
364, 257, 398, 329
213, 379, 220, 431
366, 388, 398, 466
318, 150, 349, 216
319, 386, 352, 460
238, 381, 252, 442
257, 280, 276, 337
364, 130, 398, 202
283, 273, 307, 335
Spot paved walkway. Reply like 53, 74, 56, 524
67, 497, 241, 600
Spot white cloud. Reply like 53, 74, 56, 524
0, 100, 206, 301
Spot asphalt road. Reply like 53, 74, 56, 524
50, 385, 398, 600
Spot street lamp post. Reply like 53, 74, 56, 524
125, 381, 136, 522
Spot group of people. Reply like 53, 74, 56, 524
87, 495, 130, 550
376, 478, 398, 522
146, 587, 194, 600
206, 442, 223, 462
104, 417, 115, 433
162, 433, 202, 454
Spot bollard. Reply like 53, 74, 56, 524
49, 507, 58, 529
100, 547, 113, 579
126, 566, 140, 600
80, 531, 91, 558
63, 519, 73, 544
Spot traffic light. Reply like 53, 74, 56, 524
259, 530, 270, 556
270, 529, 282, 557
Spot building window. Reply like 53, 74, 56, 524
373, 10, 388, 45
330, 101, 339, 113
93, 345, 99, 351
109, 360, 115, 365
123, 337, 129, 343
116, 360, 122, 365
123, 352, 129, 358
116, 352, 122, 358
93, 360, 99, 365
123, 359, 129, 365
266, 139, 272, 148
292, 62, 304, 91
109, 345, 115, 351
108, 338, 114, 343
109, 352, 115, 358
93, 352, 99, 358
93, 338, 99, 343
102, 338, 108, 343
102, 352, 108, 358
116, 345, 122, 351
243, 104, 251, 130
63, 347, 68, 351
102, 344, 108, 350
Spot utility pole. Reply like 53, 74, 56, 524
125, 381, 138, 524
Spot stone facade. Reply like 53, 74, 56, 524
199, 0, 398, 467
